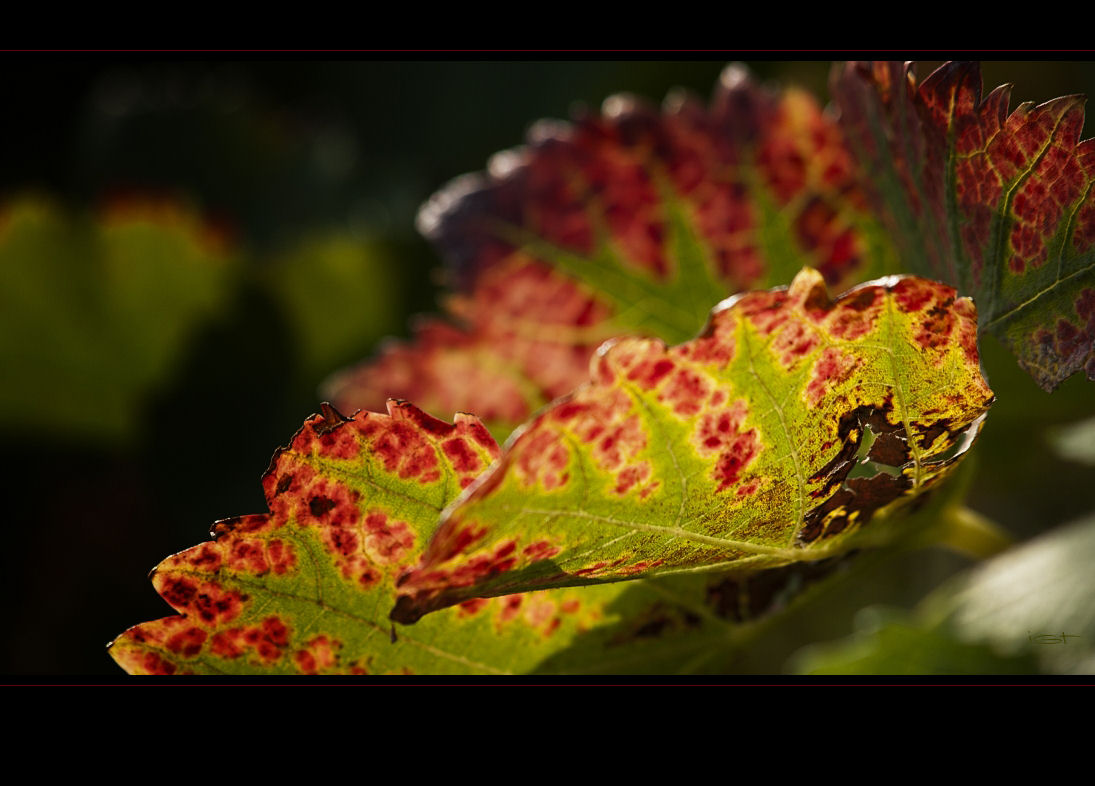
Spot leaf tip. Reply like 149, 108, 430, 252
317, 401, 350, 435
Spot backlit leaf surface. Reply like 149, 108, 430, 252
833, 61, 1095, 390
109, 400, 641, 675
109, 394, 848, 674
392, 269, 993, 623
327, 66, 897, 436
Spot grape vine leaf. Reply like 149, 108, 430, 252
325, 65, 898, 437
111, 268, 991, 674
0, 197, 238, 442
391, 268, 994, 624
108, 398, 860, 676
833, 60, 1095, 391
109, 399, 651, 675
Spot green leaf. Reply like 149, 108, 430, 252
794, 512, 1095, 675
326, 65, 897, 437
391, 268, 994, 623
0, 197, 238, 442
833, 61, 1095, 391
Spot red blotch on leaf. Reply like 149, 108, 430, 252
573, 561, 609, 576
514, 427, 571, 491
442, 437, 482, 474
191, 584, 246, 627
892, 277, 942, 313
297, 478, 361, 529
806, 347, 861, 407
739, 289, 792, 335
293, 635, 340, 675
524, 597, 557, 629
165, 626, 207, 658
316, 426, 361, 461
251, 617, 291, 663
142, 651, 178, 675
498, 594, 524, 624
619, 559, 664, 575
211, 629, 245, 659
228, 539, 269, 575
659, 368, 711, 417
736, 479, 761, 497
915, 301, 957, 356
627, 357, 676, 390
954, 298, 980, 366
325, 526, 359, 558
185, 543, 222, 572
158, 576, 197, 610
267, 539, 296, 575
694, 399, 760, 492
458, 597, 490, 617
152, 575, 246, 627
427, 539, 521, 592
823, 285, 884, 341
369, 418, 441, 484
522, 540, 561, 561
430, 522, 488, 564
615, 464, 652, 496
363, 511, 416, 564
773, 319, 821, 367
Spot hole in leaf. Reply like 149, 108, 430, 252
848, 421, 901, 479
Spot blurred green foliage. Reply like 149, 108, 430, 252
0, 198, 239, 441
794, 513, 1095, 675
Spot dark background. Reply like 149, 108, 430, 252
3, 57, 1093, 676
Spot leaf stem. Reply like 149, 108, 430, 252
932, 505, 1013, 560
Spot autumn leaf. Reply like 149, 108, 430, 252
109, 267, 992, 674
109, 393, 861, 675
391, 268, 994, 624
0, 197, 237, 442
833, 60, 1095, 391
326, 65, 898, 437
109, 400, 649, 675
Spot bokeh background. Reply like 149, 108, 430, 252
3, 58, 1094, 676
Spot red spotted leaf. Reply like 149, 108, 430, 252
111, 397, 792, 675
110, 401, 639, 675
325, 65, 898, 436
833, 60, 1095, 390
391, 269, 993, 623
